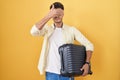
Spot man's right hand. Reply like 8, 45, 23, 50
47, 5, 64, 18
35, 5, 64, 30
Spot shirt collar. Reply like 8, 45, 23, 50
51, 23, 65, 30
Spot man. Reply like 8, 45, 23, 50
30, 2, 94, 80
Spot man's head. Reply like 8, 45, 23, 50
50, 2, 64, 10
50, 2, 64, 23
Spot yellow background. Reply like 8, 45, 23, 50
0, 0, 120, 80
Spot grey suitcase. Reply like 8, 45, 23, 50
59, 44, 92, 77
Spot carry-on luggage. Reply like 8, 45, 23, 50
59, 44, 92, 77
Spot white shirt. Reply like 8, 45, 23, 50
45, 27, 64, 74
30, 24, 94, 74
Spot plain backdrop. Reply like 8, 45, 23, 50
0, 0, 120, 80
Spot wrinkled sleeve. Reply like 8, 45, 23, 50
30, 24, 48, 36
72, 27, 94, 51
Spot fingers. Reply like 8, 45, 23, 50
80, 68, 88, 76
80, 64, 89, 76
49, 5, 64, 18
80, 67, 84, 71
51, 4, 54, 10
82, 70, 88, 76
50, 4, 63, 15
52, 9, 63, 18
56, 9, 64, 16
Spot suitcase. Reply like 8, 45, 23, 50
58, 44, 92, 77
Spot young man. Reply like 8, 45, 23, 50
30, 2, 94, 80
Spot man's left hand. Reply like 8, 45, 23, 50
80, 64, 89, 76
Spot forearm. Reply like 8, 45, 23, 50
86, 50, 92, 62
35, 14, 51, 30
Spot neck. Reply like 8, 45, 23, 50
54, 22, 63, 28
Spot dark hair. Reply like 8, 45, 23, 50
50, 2, 64, 10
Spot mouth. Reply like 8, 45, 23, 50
54, 16, 59, 19
54, 17, 60, 20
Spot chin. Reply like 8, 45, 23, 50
55, 21, 62, 23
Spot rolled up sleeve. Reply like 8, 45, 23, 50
30, 25, 48, 36
72, 27, 94, 51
